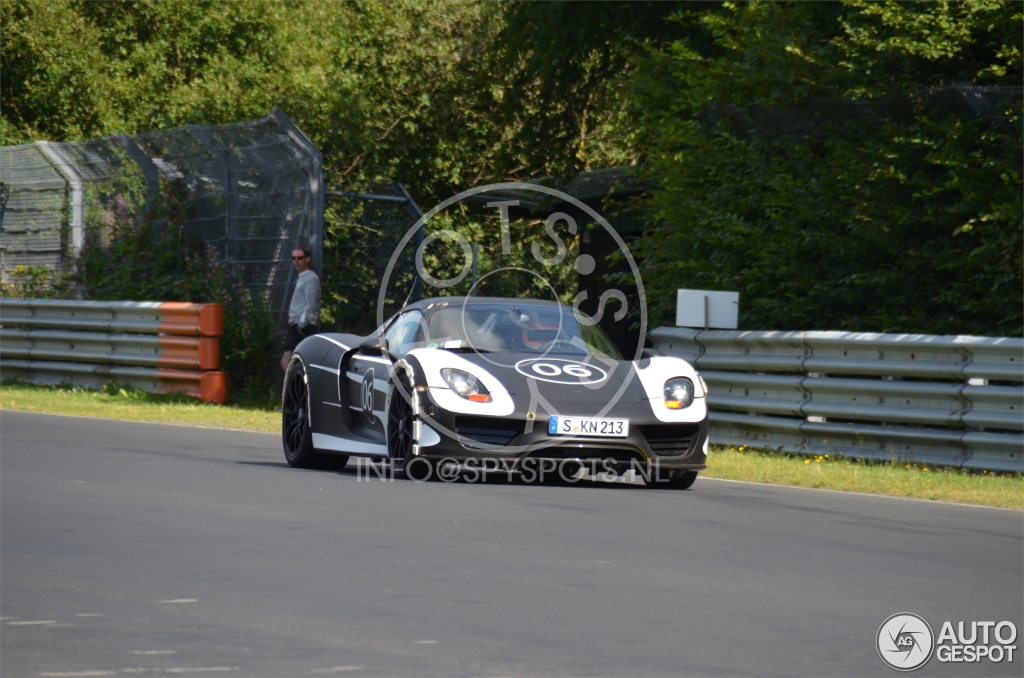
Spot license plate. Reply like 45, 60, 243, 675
548, 416, 629, 437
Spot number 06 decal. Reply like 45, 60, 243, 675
515, 358, 608, 385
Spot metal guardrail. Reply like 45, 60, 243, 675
650, 327, 1023, 473
1, 299, 228, 403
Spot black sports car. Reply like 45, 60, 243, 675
282, 297, 709, 488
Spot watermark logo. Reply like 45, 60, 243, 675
376, 182, 647, 453
877, 614, 1020, 670
877, 612, 934, 671
935, 620, 1017, 664
356, 456, 676, 485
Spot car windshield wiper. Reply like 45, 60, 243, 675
442, 346, 492, 353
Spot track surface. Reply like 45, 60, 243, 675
1, 410, 1021, 677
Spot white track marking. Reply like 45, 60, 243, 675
76, 613, 103, 617
311, 668, 363, 673
121, 668, 237, 674
413, 640, 438, 644
156, 599, 197, 604
7, 620, 56, 625
128, 651, 177, 655
39, 672, 114, 677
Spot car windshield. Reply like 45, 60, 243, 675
420, 302, 622, 359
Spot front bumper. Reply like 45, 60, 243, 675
413, 392, 709, 476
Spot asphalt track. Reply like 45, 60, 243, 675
1, 410, 1021, 677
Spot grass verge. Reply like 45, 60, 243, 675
0, 381, 278, 433
2, 382, 1020, 509
703, 446, 1022, 510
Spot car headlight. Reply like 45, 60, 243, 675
664, 377, 694, 409
441, 368, 492, 403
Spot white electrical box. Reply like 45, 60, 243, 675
676, 289, 739, 329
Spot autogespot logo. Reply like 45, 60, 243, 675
877, 612, 935, 671
376, 182, 646, 451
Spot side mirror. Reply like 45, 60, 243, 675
359, 335, 388, 357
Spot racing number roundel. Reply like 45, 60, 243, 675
361, 368, 376, 423
514, 358, 608, 385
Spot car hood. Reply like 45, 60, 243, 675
404, 348, 705, 422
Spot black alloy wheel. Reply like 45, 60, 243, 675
282, 359, 316, 467
387, 374, 420, 477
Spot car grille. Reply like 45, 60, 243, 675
642, 424, 701, 456
455, 416, 522, 449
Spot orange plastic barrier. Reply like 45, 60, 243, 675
157, 302, 224, 337
1, 299, 230, 404
156, 336, 220, 371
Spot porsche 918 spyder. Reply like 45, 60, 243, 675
282, 297, 709, 488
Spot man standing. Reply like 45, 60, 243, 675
280, 246, 321, 371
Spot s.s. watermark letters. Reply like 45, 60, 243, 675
877, 612, 1018, 671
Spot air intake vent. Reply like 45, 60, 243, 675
455, 416, 522, 449
642, 424, 700, 456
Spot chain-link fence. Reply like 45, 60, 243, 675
322, 185, 422, 335
0, 108, 323, 343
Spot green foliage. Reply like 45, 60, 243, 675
625, 0, 1023, 335
74, 219, 274, 399
483, 1, 699, 177
18, 173, 276, 399
321, 202, 583, 335
0, 265, 71, 298
4, 0, 1020, 338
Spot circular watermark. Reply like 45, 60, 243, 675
377, 182, 647, 455
877, 612, 935, 671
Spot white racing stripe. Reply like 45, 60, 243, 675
312, 432, 388, 456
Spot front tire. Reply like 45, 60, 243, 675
387, 373, 419, 478
282, 358, 317, 468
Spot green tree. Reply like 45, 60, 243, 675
625, 0, 1022, 335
